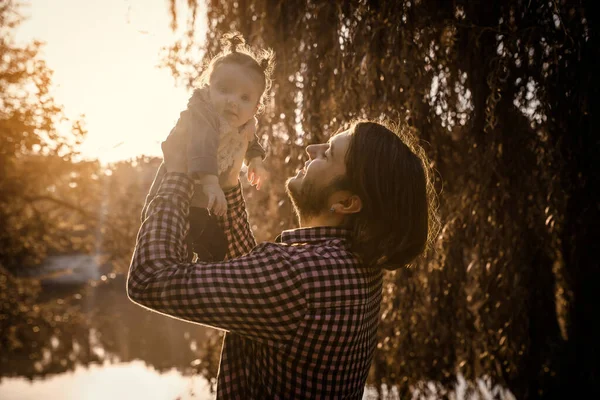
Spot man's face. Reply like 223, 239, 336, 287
286, 130, 352, 220
209, 63, 263, 128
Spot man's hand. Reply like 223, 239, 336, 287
202, 182, 227, 216
161, 123, 188, 174
247, 157, 269, 190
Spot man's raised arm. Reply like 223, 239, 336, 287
126, 172, 306, 346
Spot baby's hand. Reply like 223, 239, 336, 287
247, 157, 269, 190
202, 182, 227, 216
239, 117, 258, 140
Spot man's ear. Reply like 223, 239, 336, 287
331, 194, 362, 215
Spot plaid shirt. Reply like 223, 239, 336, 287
127, 173, 384, 399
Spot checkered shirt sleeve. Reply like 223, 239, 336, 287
127, 173, 306, 344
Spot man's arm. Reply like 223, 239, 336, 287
127, 173, 306, 346
215, 182, 259, 259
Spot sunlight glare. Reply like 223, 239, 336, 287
14, 0, 207, 164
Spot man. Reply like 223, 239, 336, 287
127, 120, 435, 398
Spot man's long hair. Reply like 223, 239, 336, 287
343, 120, 438, 270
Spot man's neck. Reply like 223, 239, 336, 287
298, 213, 342, 229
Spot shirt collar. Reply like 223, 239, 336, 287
276, 226, 352, 244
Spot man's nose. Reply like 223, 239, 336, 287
305, 144, 322, 159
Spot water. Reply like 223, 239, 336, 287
2, 254, 515, 400
0, 361, 212, 400
3, 254, 219, 399
0, 367, 515, 400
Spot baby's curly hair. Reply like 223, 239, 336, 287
197, 32, 275, 114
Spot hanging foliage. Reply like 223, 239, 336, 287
161, 1, 598, 398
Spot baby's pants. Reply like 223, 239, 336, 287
142, 162, 228, 263
187, 207, 228, 262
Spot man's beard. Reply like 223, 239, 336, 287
285, 175, 348, 222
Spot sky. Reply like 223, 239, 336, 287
14, 0, 207, 164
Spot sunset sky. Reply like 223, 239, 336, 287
14, 0, 206, 164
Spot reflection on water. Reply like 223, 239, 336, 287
3, 258, 222, 398
0, 366, 513, 400
3, 255, 515, 399
0, 360, 212, 400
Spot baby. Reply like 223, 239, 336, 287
143, 32, 274, 262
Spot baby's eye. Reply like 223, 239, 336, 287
241, 94, 250, 101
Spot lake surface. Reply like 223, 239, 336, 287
3, 254, 219, 399
0, 361, 213, 400
2, 254, 514, 400
0, 362, 393, 400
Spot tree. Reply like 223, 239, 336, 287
163, 1, 599, 398
1, 0, 134, 377
0, 0, 91, 269
0, 0, 97, 375
0, 1, 224, 380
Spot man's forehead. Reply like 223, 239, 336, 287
328, 129, 350, 143
327, 130, 351, 161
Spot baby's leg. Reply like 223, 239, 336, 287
188, 207, 228, 262
187, 206, 208, 262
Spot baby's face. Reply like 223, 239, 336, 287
209, 63, 263, 128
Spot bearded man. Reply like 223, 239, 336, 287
127, 120, 436, 399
